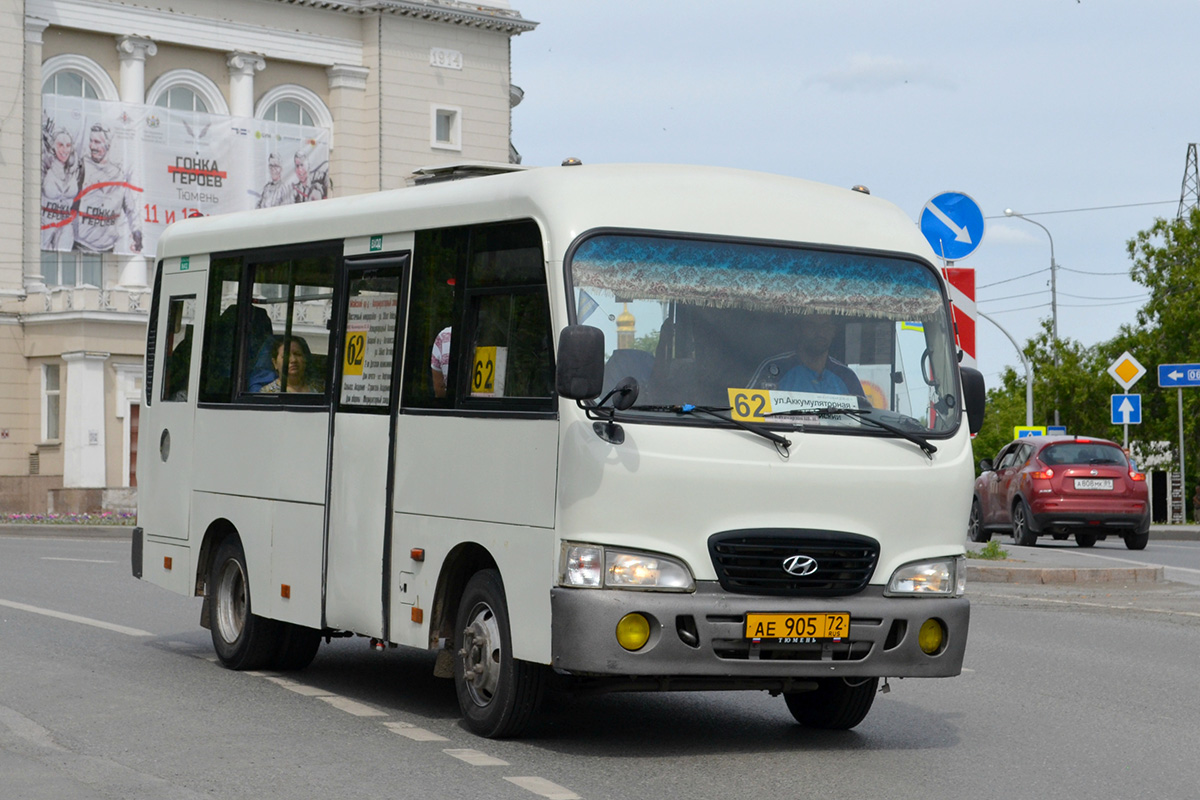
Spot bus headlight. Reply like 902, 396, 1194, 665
885, 556, 965, 597
559, 543, 695, 591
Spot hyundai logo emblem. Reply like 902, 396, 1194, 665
782, 555, 819, 577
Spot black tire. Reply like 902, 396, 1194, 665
967, 498, 990, 543
1124, 531, 1150, 551
271, 623, 322, 671
209, 537, 280, 670
454, 569, 545, 738
1075, 533, 1098, 548
1012, 500, 1038, 547
784, 677, 879, 730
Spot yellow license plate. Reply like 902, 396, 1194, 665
745, 612, 850, 640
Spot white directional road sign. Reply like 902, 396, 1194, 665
919, 192, 985, 261
1107, 351, 1146, 391
1158, 363, 1200, 388
1111, 394, 1142, 425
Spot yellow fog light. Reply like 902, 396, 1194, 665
616, 613, 651, 651
918, 618, 946, 655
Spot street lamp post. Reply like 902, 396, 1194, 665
1004, 208, 1059, 427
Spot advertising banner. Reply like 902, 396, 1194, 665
41, 95, 331, 257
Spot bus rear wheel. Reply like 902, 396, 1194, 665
784, 677, 879, 730
209, 537, 280, 670
272, 623, 322, 671
453, 569, 545, 738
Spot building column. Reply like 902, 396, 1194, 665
115, 36, 156, 289
227, 53, 265, 118
326, 64, 369, 195
62, 351, 108, 488
22, 17, 51, 296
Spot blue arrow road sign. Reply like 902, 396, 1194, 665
1047, 426, 1067, 435
919, 192, 985, 261
1158, 363, 1200, 388
1111, 394, 1142, 425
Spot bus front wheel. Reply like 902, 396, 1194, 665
209, 537, 280, 670
784, 677, 879, 730
453, 569, 545, 738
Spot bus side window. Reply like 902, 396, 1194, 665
467, 289, 553, 399
161, 295, 197, 402
198, 257, 244, 403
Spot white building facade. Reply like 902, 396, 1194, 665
0, 0, 535, 513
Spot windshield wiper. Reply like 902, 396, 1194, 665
766, 406, 937, 457
627, 403, 792, 451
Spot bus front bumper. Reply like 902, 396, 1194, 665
550, 582, 968, 684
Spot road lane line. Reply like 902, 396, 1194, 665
317, 695, 388, 717
262, 676, 335, 697
504, 776, 581, 799
384, 721, 449, 741
41, 557, 116, 563
443, 748, 509, 766
0, 705, 67, 752
0, 598, 153, 637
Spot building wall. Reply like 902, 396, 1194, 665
0, 0, 536, 514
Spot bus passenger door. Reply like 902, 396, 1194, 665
142, 258, 207, 543
325, 254, 408, 638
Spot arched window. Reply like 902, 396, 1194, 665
263, 99, 314, 127
256, 85, 333, 135
41, 55, 119, 101
146, 70, 229, 116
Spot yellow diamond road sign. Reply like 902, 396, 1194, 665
1107, 351, 1146, 391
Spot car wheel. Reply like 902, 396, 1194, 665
1124, 532, 1149, 551
1012, 500, 1038, 547
784, 677, 879, 730
967, 498, 989, 543
1075, 532, 1098, 548
209, 537, 281, 670
454, 569, 545, 738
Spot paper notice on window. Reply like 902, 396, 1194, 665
339, 295, 398, 407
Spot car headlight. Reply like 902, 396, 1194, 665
885, 556, 965, 597
559, 543, 695, 591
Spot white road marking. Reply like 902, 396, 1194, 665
0, 705, 66, 752
504, 776, 581, 800
0, 598, 153, 637
263, 676, 334, 697
443, 748, 509, 766
977, 592, 1200, 618
41, 557, 116, 563
317, 695, 388, 717
384, 721, 449, 741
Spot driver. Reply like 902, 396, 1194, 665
750, 313, 865, 397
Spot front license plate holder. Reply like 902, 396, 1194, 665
745, 612, 850, 641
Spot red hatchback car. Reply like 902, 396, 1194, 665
968, 435, 1150, 550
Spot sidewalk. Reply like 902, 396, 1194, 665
968, 524, 1200, 586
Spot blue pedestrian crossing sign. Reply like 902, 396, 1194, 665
919, 191, 985, 261
1111, 394, 1141, 425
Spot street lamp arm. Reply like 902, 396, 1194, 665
978, 310, 1034, 427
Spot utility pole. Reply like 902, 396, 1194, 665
1179, 143, 1199, 220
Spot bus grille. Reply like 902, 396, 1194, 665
707, 529, 879, 597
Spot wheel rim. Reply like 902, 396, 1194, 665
460, 601, 502, 707
215, 556, 248, 645
1012, 505, 1025, 541
968, 503, 980, 540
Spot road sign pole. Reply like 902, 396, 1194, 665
1124, 423, 1128, 450
1180, 388, 1187, 524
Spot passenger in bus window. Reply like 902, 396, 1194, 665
430, 325, 452, 397
260, 336, 322, 394
777, 314, 865, 397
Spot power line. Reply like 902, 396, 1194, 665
1058, 298, 1147, 308
1058, 266, 1132, 276
978, 289, 1050, 303
977, 267, 1050, 290
982, 301, 1052, 314
983, 200, 1175, 219
1057, 290, 1147, 301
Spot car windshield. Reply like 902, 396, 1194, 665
1040, 443, 1127, 466
567, 233, 962, 435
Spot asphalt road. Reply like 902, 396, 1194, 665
3, 532, 1200, 800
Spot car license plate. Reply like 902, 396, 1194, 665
745, 612, 849, 640
1074, 479, 1113, 490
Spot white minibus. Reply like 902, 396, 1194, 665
133, 161, 986, 737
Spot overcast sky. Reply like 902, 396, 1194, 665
508, 0, 1198, 385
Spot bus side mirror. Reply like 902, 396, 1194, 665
960, 366, 986, 435
556, 325, 605, 400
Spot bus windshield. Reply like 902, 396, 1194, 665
568, 233, 962, 435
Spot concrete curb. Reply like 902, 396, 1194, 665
968, 564, 1163, 585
